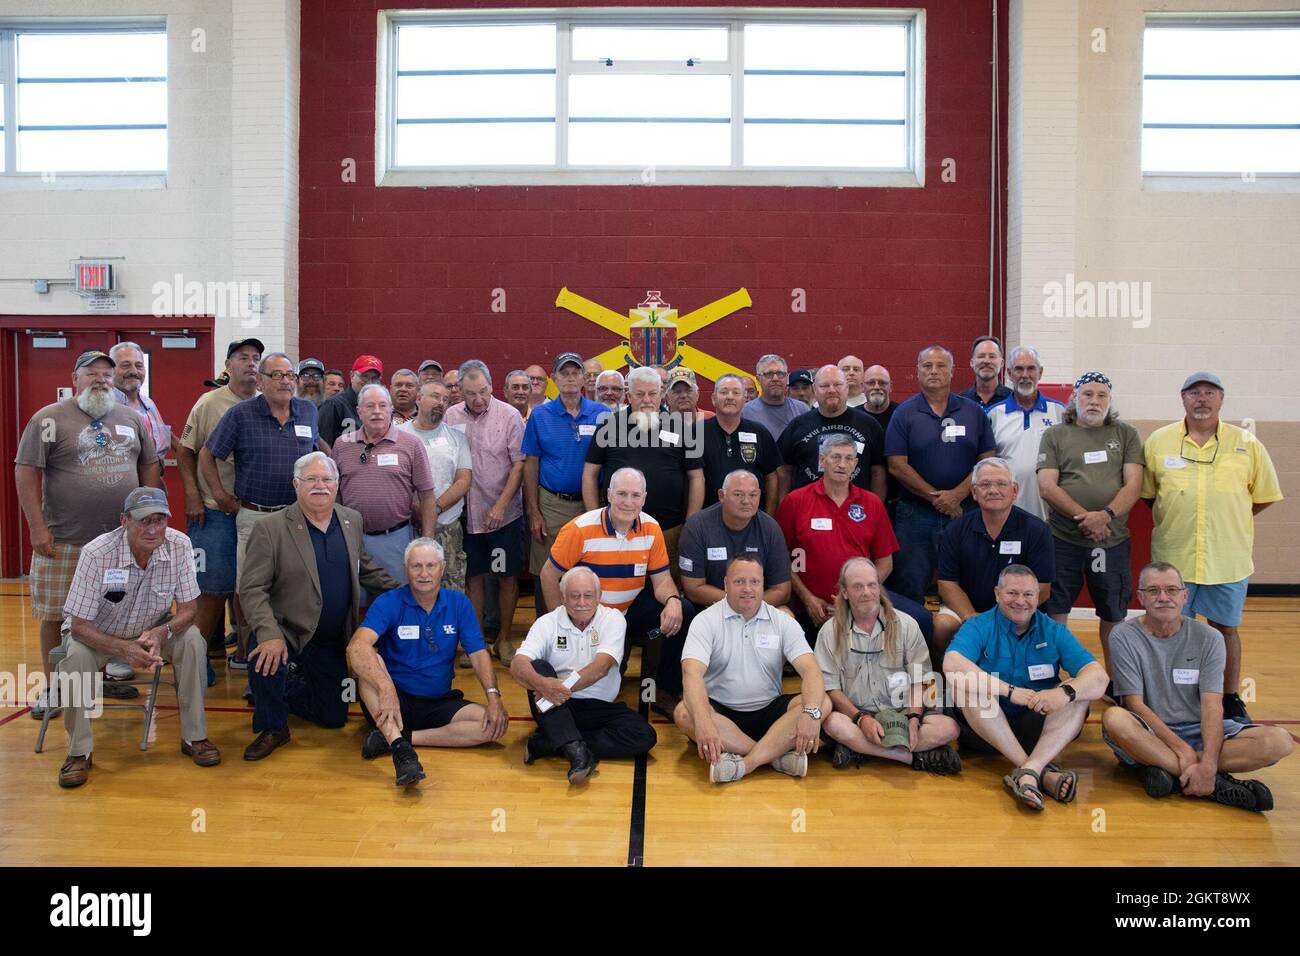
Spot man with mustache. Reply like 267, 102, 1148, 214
958, 336, 1011, 410
593, 369, 625, 413
110, 341, 172, 481
744, 354, 809, 442
985, 346, 1065, 519
389, 368, 420, 425
504, 369, 534, 422
317, 355, 383, 452
1141, 372, 1283, 723
16, 350, 160, 719
786, 368, 815, 407
862, 364, 902, 507
296, 358, 327, 407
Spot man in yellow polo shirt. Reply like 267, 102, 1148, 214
1142, 372, 1283, 722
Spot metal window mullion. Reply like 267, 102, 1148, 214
2, 32, 16, 173
555, 21, 569, 169
730, 21, 743, 168
567, 60, 729, 74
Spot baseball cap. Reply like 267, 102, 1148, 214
74, 349, 113, 371
666, 367, 697, 388
298, 358, 325, 375
418, 359, 444, 375
1181, 371, 1224, 392
876, 709, 911, 750
553, 352, 583, 374
352, 354, 383, 375
788, 368, 813, 386
226, 337, 265, 360
122, 486, 171, 519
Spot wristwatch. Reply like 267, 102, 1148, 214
1060, 683, 1077, 702
853, 709, 870, 727
802, 706, 822, 720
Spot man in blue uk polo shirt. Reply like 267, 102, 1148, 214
522, 352, 606, 617
347, 537, 509, 787
944, 564, 1109, 811
885, 344, 996, 603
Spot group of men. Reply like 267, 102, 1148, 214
18, 335, 1291, 810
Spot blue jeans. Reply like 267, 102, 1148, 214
890, 497, 953, 603
248, 632, 349, 733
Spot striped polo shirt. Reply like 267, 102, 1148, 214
548, 507, 670, 612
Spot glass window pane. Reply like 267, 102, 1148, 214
569, 122, 730, 166
396, 24, 555, 71
397, 74, 554, 120
19, 79, 166, 127
569, 74, 730, 120
395, 121, 555, 166
744, 122, 907, 168
745, 23, 907, 72
1142, 127, 1300, 173
18, 128, 166, 171
1144, 78, 1300, 125
1144, 27, 1300, 77
16, 32, 167, 79
571, 26, 728, 62
745, 74, 905, 121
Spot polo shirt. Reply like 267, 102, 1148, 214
330, 423, 435, 533
585, 407, 703, 530
883, 392, 995, 504
743, 396, 810, 441
548, 507, 670, 611
937, 505, 1055, 613
521, 395, 606, 496
777, 406, 886, 492
776, 479, 899, 603
699, 416, 782, 510
677, 503, 790, 590
947, 608, 1095, 716
865, 401, 901, 502
444, 397, 525, 535
681, 600, 812, 711
813, 610, 930, 713
204, 394, 319, 507
958, 383, 1012, 409
308, 513, 353, 647
516, 604, 627, 702
317, 386, 360, 447
987, 391, 1066, 518
1141, 420, 1282, 584
361, 584, 486, 698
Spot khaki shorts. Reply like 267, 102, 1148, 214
30, 542, 83, 622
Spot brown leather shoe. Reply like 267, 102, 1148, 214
243, 728, 290, 761
59, 753, 92, 788
181, 738, 222, 767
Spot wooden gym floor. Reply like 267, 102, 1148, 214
1, 582, 1297, 867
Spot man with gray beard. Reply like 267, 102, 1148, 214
297, 358, 327, 407
593, 369, 626, 414
986, 346, 1065, 519
15, 350, 161, 717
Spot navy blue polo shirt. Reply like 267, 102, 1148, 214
958, 383, 1012, 410
883, 392, 995, 504
205, 394, 319, 506
937, 505, 1055, 613
521, 396, 606, 495
308, 513, 353, 646
360, 585, 485, 698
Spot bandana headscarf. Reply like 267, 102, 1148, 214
1074, 371, 1112, 391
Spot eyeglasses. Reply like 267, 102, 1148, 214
759, 370, 787, 379
974, 480, 1013, 490
262, 370, 298, 382
1180, 439, 1218, 466
89, 420, 107, 446
1138, 586, 1185, 597
297, 475, 337, 486
299, 371, 323, 381
358, 442, 378, 464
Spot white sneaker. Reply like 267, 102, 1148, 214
30, 689, 62, 720
709, 752, 747, 784
771, 752, 808, 778
105, 658, 135, 681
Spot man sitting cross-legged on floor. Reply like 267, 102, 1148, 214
1100, 561, 1293, 812
944, 563, 1109, 811
346, 537, 509, 787
674, 554, 830, 784
818, 557, 961, 775
511, 566, 657, 784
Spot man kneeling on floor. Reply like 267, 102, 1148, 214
674, 555, 830, 783
347, 538, 509, 786
511, 566, 657, 784
818, 557, 961, 775
944, 563, 1108, 810
1101, 561, 1292, 811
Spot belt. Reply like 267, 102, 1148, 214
240, 500, 288, 514
541, 487, 583, 503
367, 519, 411, 536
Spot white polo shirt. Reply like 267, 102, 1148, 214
516, 604, 627, 703
987, 392, 1065, 519
681, 599, 812, 712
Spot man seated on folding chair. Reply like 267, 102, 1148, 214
56, 487, 217, 788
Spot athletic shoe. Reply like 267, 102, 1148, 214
912, 746, 963, 775
30, 689, 62, 720
831, 743, 867, 769
1140, 764, 1177, 798
1243, 778, 1274, 812
361, 728, 391, 759
228, 653, 249, 671
709, 752, 746, 784
1212, 771, 1259, 811
771, 751, 809, 778
493, 635, 516, 665
391, 738, 425, 787
1222, 693, 1252, 723
105, 658, 135, 681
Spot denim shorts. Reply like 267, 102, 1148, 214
1183, 579, 1249, 628
1103, 709, 1255, 766
188, 508, 237, 595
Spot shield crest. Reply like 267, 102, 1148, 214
627, 291, 679, 367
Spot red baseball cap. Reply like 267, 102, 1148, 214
352, 354, 383, 375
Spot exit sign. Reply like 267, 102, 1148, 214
74, 261, 114, 294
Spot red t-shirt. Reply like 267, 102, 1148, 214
776, 479, 898, 602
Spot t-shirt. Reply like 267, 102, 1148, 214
1109, 616, 1226, 726
585, 408, 703, 530
15, 397, 159, 545
677, 503, 790, 590
1038, 420, 1144, 548
180, 385, 242, 510
699, 416, 782, 511
865, 401, 901, 502
397, 419, 472, 526
317, 387, 360, 447
743, 396, 810, 441
777, 407, 886, 492
681, 600, 812, 711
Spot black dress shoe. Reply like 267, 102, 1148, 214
562, 740, 598, 784
523, 731, 554, 765
391, 738, 425, 787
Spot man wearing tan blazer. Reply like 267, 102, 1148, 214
239, 451, 399, 760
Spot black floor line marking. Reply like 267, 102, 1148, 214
628, 694, 649, 867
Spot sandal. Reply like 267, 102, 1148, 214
1042, 762, 1078, 803
1003, 766, 1044, 811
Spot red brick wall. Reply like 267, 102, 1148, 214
299, 1, 1008, 399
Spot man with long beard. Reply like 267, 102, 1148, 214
15, 350, 161, 718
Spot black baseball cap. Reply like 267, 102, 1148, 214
298, 357, 325, 375
226, 337, 265, 360
553, 352, 584, 373
788, 368, 813, 386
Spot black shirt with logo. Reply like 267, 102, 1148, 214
777, 407, 886, 492
699, 416, 783, 510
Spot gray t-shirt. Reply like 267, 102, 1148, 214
1109, 616, 1226, 725
397, 419, 472, 525
1037, 420, 1143, 548
743, 396, 810, 442
15, 397, 158, 545
677, 503, 790, 591
681, 599, 812, 711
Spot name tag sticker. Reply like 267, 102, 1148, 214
999, 540, 1022, 555
707, 547, 728, 561
944, 425, 967, 438
103, 568, 129, 586
754, 633, 777, 649
1164, 456, 1186, 470
738, 431, 758, 443
294, 425, 313, 439
887, 671, 909, 690
811, 517, 833, 531
1173, 668, 1200, 685
578, 424, 597, 436
397, 625, 419, 640
854, 441, 865, 454
633, 562, 647, 576
1027, 663, 1055, 681
114, 424, 135, 438
1084, 450, 1108, 464
679, 556, 694, 572
377, 453, 399, 467
658, 430, 680, 445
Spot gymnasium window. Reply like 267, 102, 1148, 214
380, 9, 924, 187
1142, 17, 1300, 176
0, 24, 167, 175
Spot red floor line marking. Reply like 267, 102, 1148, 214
0, 707, 32, 726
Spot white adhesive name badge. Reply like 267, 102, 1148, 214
943, 425, 967, 439
754, 633, 777, 649
811, 517, 833, 531
707, 547, 728, 561
1083, 450, 1108, 464
633, 562, 647, 576
854, 441, 865, 454
103, 568, 129, 586
294, 425, 313, 439
377, 453, 399, 467
887, 671, 909, 691
1172, 668, 1200, 685
738, 431, 758, 443
678, 556, 694, 572
114, 424, 135, 438
578, 424, 597, 436
999, 540, 1022, 555
1027, 663, 1055, 681
1164, 456, 1186, 470
397, 625, 419, 640
658, 430, 680, 445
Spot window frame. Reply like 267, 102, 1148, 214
377, 6, 926, 188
